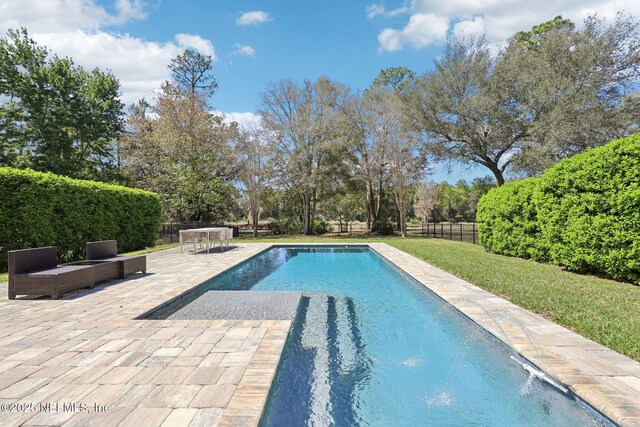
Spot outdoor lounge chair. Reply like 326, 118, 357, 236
8, 247, 95, 299
86, 240, 146, 278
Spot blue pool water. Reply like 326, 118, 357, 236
161, 246, 608, 426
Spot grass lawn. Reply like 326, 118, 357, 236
236, 235, 640, 361
123, 243, 179, 256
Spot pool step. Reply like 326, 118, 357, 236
297, 293, 369, 426
301, 293, 334, 426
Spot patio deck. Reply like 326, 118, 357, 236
0, 243, 639, 426
0, 243, 284, 427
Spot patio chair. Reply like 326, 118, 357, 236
8, 247, 96, 299
86, 240, 146, 278
224, 227, 234, 249
179, 231, 205, 254
208, 229, 226, 252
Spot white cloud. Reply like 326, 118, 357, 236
452, 16, 486, 39
379, 13, 449, 52
233, 44, 255, 57
30, 31, 218, 105
236, 11, 272, 26
0, 1, 217, 106
174, 33, 216, 59
0, 0, 145, 33
365, 3, 410, 19
114, 0, 146, 23
219, 112, 261, 130
366, 4, 386, 20
376, 0, 640, 51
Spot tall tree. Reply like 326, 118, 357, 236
168, 49, 217, 99
0, 28, 124, 181
235, 124, 270, 237
364, 86, 425, 236
409, 15, 640, 184
259, 77, 351, 234
341, 92, 386, 231
120, 51, 236, 221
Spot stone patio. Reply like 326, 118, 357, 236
0, 243, 285, 427
0, 242, 639, 426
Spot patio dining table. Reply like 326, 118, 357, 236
179, 227, 228, 253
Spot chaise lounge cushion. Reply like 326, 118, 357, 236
20, 265, 93, 276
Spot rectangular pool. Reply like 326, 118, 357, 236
147, 246, 610, 426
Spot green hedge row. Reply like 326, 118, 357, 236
0, 167, 161, 270
477, 134, 640, 284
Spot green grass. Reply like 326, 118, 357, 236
123, 243, 179, 256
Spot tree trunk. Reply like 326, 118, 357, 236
302, 194, 312, 235
310, 189, 317, 234
365, 181, 374, 231
251, 207, 259, 238
485, 161, 505, 186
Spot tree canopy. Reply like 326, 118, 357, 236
409, 14, 640, 184
168, 49, 218, 99
120, 51, 237, 221
0, 28, 124, 181
4, 15, 640, 235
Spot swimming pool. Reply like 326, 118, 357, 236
149, 246, 610, 426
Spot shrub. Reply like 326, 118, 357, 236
372, 218, 395, 236
534, 135, 640, 282
312, 219, 332, 235
477, 134, 640, 283
0, 167, 161, 270
476, 178, 544, 260
267, 218, 332, 235
267, 218, 303, 235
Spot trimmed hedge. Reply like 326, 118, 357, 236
476, 178, 543, 260
477, 134, 640, 283
0, 167, 161, 270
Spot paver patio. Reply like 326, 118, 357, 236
0, 243, 285, 427
0, 242, 639, 426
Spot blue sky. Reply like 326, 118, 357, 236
108, 0, 443, 113
2, 0, 637, 182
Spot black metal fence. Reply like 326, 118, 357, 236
406, 222, 479, 244
157, 221, 478, 245
158, 222, 239, 244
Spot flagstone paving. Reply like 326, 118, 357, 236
0, 243, 286, 427
1, 242, 639, 426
